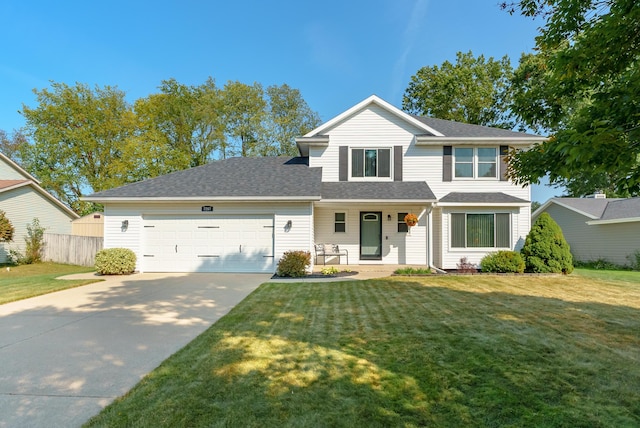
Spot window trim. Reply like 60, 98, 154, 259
450, 212, 511, 249
397, 212, 409, 233
334, 212, 346, 233
350, 147, 393, 181
453, 147, 498, 180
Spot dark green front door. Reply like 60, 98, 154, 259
360, 212, 382, 260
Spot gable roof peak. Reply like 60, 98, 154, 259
303, 95, 444, 138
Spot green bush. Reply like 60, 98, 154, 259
521, 213, 573, 274
95, 248, 137, 275
394, 267, 432, 275
481, 251, 525, 273
277, 250, 311, 277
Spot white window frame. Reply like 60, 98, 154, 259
453, 147, 498, 180
449, 212, 511, 249
350, 147, 393, 181
334, 212, 346, 233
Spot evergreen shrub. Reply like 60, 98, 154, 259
521, 213, 573, 274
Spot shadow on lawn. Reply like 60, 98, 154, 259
87, 278, 640, 427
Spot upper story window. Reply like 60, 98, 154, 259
454, 147, 497, 179
352, 148, 391, 178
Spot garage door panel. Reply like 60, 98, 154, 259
142, 215, 274, 273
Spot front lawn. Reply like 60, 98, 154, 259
86, 274, 640, 427
0, 262, 99, 304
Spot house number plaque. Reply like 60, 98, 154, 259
201, 206, 214, 212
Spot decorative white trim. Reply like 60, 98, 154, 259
586, 217, 640, 225
416, 136, 545, 145
532, 199, 600, 221
0, 179, 78, 219
0, 153, 40, 183
304, 95, 444, 137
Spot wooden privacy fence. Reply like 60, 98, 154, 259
43, 233, 104, 267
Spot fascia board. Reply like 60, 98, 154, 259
0, 153, 41, 183
318, 199, 437, 204
83, 196, 322, 203
437, 202, 529, 207
416, 136, 545, 145
304, 95, 444, 137
586, 217, 640, 225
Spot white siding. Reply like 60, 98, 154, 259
309, 105, 423, 181
314, 204, 428, 265
103, 202, 313, 273
0, 186, 74, 262
440, 206, 526, 270
544, 204, 640, 266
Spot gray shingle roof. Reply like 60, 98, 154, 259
321, 182, 436, 201
440, 192, 530, 203
597, 198, 640, 221
550, 198, 623, 219
411, 115, 541, 138
86, 157, 322, 199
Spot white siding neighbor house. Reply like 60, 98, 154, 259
534, 196, 640, 266
0, 153, 79, 263
85, 95, 544, 273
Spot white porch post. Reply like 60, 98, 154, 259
427, 204, 433, 268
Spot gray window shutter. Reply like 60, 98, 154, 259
394, 145, 403, 181
443, 146, 452, 182
339, 146, 348, 181
499, 145, 509, 181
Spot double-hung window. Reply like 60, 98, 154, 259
451, 213, 510, 248
334, 213, 346, 233
454, 147, 497, 179
352, 148, 391, 178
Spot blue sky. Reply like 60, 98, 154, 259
0, 0, 561, 202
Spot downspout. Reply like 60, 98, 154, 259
427, 203, 447, 274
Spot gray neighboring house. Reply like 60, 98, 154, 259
533, 196, 640, 266
0, 153, 79, 263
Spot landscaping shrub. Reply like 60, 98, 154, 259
95, 248, 137, 275
8, 218, 46, 265
481, 251, 525, 273
627, 250, 640, 271
521, 213, 573, 274
456, 257, 477, 273
276, 250, 310, 277
0, 210, 14, 243
575, 259, 628, 271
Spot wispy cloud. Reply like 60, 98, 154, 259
0, 64, 48, 91
390, 0, 430, 104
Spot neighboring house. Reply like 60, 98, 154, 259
0, 153, 79, 263
84, 95, 544, 273
72, 212, 104, 237
533, 196, 640, 266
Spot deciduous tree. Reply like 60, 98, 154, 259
403, 51, 515, 129
504, 0, 640, 196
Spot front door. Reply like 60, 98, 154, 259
360, 212, 382, 260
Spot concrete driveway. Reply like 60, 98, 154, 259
0, 272, 270, 428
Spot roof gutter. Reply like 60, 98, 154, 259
416, 136, 546, 145
82, 196, 323, 203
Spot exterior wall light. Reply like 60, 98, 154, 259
121, 220, 129, 231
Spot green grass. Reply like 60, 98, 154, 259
574, 267, 640, 284
394, 266, 432, 275
86, 274, 640, 427
0, 262, 99, 304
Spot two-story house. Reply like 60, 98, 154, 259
85, 95, 543, 272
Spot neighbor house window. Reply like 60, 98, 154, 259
352, 148, 391, 178
454, 147, 497, 179
334, 212, 346, 233
397, 213, 408, 233
451, 213, 510, 248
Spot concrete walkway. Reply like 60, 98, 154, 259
0, 272, 270, 428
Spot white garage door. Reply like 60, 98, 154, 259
142, 215, 274, 273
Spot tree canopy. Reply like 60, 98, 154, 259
402, 51, 515, 129
503, 0, 640, 196
13, 78, 319, 214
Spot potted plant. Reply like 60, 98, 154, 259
404, 213, 418, 227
